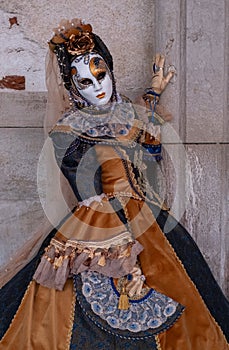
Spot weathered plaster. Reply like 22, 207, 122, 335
0, 10, 47, 90
0, 1, 155, 98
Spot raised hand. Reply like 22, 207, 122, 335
136, 53, 175, 121
151, 53, 175, 96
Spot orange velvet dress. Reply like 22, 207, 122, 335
0, 104, 228, 349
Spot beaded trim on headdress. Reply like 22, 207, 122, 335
48, 17, 116, 105
49, 18, 94, 56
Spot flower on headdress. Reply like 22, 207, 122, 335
66, 31, 94, 55
49, 18, 94, 56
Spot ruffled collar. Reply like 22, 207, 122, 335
57, 96, 136, 138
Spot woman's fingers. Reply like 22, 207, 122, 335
152, 54, 165, 76
153, 53, 164, 67
151, 53, 176, 93
157, 54, 165, 68
164, 71, 175, 85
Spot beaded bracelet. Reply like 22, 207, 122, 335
143, 88, 161, 123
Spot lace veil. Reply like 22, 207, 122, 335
0, 17, 119, 287
0, 49, 77, 288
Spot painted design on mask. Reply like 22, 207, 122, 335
71, 53, 113, 106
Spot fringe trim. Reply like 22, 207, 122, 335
33, 234, 143, 291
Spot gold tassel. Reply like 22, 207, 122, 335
118, 287, 129, 310
53, 255, 64, 269
98, 254, 106, 266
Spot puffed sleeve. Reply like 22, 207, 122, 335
49, 130, 103, 202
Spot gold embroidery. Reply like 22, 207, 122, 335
65, 282, 76, 350
0, 281, 34, 344
155, 335, 162, 350
115, 146, 146, 199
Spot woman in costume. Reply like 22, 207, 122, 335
0, 18, 228, 349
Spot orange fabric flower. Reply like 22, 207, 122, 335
66, 32, 94, 55
48, 18, 94, 55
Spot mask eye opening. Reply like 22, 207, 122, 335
79, 78, 93, 86
97, 71, 106, 82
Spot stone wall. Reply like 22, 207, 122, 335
0, 1, 228, 296
153, 0, 228, 296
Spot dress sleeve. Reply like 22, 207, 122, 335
49, 131, 103, 201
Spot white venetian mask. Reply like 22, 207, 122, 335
71, 53, 113, 106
